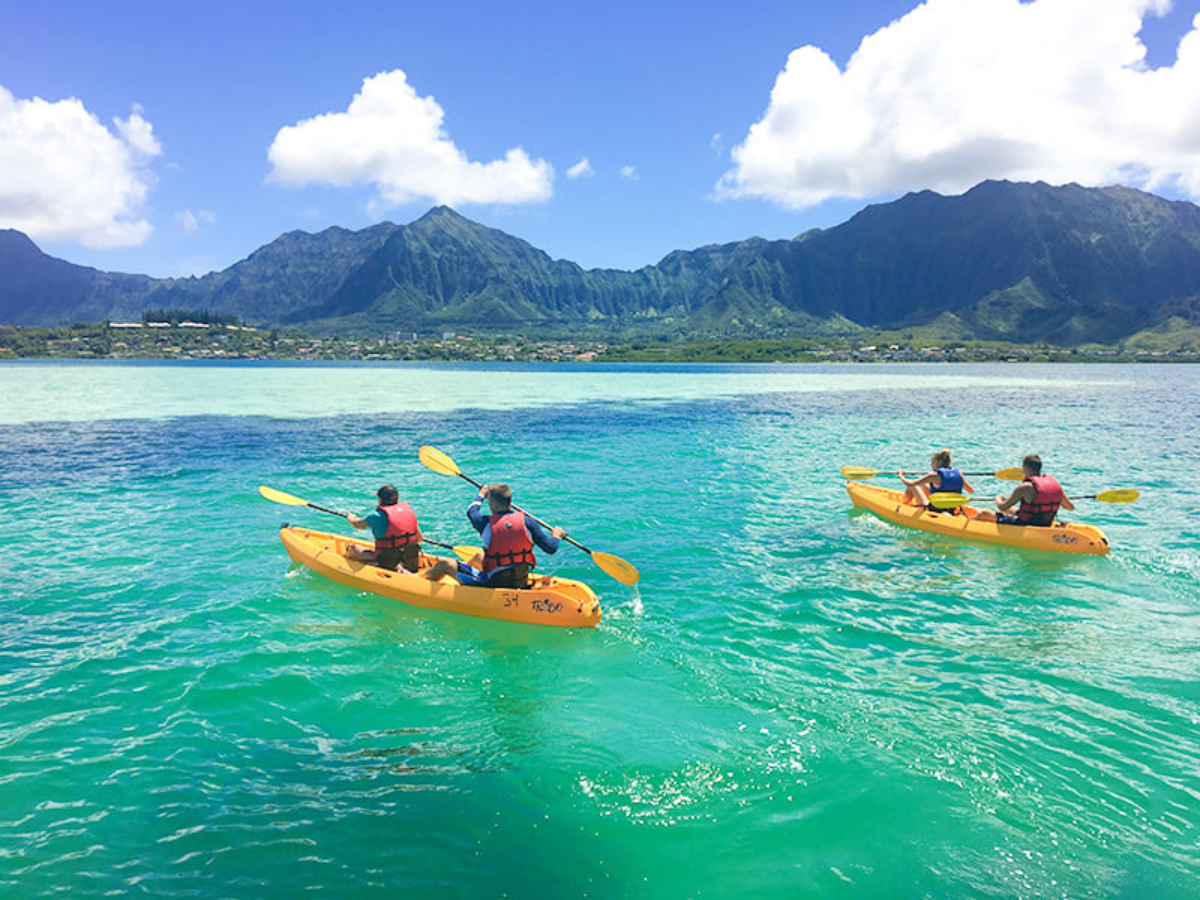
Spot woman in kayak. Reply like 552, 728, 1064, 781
345, 484, 425, 572
973, 454, 1075, 525
898, 449, 974, 508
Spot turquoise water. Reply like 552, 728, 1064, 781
1, 361, 1198, 898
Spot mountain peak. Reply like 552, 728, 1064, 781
417, 205, 468, 223
0, 229, 44, 259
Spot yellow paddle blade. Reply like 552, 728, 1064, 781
419, 445, 461, 478
1095, 489, 1139, 503
593, 551, 640, 585
841, 465, 879, 480
994, 468, 1026, 481
453, 545, 482, 563
259, 485, 308, 506
928, 492, 973, 509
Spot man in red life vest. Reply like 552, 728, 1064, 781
345, 484, 424, 572
425, 482, 565, 588
973, 454, 1075, 526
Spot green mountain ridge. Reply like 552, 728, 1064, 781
4, 181, 1200, 344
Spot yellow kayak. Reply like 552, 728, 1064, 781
845, 482, 1110, 555
279, 526, 602, 627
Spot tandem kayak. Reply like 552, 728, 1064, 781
845, 482, 1110, 555
279, 526, 602, 627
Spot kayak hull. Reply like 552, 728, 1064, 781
846, 482, 1110, 555
279, 526, 602, 627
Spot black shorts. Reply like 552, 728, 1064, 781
378, 543, 420, 572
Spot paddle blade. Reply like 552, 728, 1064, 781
994, 468, 1026, 481
1095, 489, 1139, 503
841, 466, 879, 480
419, 445, 461, 478
259, 485, 308, 506
928, 492, 973, 509
592, 551, 640, 585
453, 545, 483, 563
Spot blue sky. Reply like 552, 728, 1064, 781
2, 0, 1199, 278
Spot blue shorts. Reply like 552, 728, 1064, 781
454, 563, 529, 589
454, 563, 489, 586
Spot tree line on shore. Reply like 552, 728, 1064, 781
1, 321, 1195, 363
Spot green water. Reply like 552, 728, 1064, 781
1, 361, 1197, 898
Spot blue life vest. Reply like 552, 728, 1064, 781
932, 467, 964, 495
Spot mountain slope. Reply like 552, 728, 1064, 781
4, 181, 1200, 344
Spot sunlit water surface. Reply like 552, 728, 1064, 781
1, 361, 1197, 898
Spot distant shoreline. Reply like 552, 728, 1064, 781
1, 322, 1197, 364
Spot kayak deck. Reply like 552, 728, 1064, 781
279, 526, 602, 627
845, 481, 1110, 555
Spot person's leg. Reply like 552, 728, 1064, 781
345, 544, 379, 563
424, 559, 459, 581
399, 543, 420, 573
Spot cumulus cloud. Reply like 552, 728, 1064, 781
267, 69, 553, 207
567, 157, 595, 178
0, 86, 161, 247
619, 165, 639, 180
718, 0, 1200, 207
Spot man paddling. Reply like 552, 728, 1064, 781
972, 454, 1075, 526
345, 484, 424, 572
426, 483, 565, 588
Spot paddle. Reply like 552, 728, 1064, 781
257, 485, 480, 561
842, 465, 1025, 481
927, 488, 1141, 510
1070, 489, 1140, 503
418, 445, 641, 585
927, 493, 974, 509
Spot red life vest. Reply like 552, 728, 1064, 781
1017, 475, 1064, 526
483, 510, 536, 573
376, 502, 421, 550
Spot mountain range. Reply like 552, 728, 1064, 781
4, 180, 1200, 344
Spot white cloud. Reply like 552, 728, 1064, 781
710, 133, 724, 156
718, 0, 1200, 207
115, 104, 162, 157
619, 165, 639, 180
267, 69, 553, 207
0, 86, 161, 247
178, 209, 216, 232
567, 157, 595, 178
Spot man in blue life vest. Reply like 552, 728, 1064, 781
425, 482, 565, 588
898, 448, 974, 507
345, 484, 424, 572
973, 454, 1075, 526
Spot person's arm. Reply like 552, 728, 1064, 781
466, 492, 489, 534
347, 514, 370, 530
1060, 494, 1075, 511
526, 517, 564, 554
961, 476, 975, 495
898, 470, 936, 488
996, 484, 1031, 511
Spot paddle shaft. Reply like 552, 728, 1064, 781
454, 471, 594, 555
306, 500, 351, 518
266, 489, 468, 553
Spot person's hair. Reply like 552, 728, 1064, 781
377, 484, 399, 505
489, 483, 513, 507
1022, 454, 1043, 475
932, 449, 952, 469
